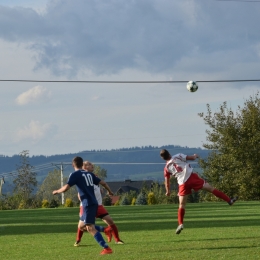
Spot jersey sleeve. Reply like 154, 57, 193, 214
67, 172, 76, 187
178, 153, 187, 161
164, 166, 171, 179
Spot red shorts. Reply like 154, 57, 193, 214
178, 173, 205, 196
80, 205, 108, 219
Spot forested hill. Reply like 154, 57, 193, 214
0, 145, 210, 184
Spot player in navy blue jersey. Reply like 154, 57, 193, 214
52, 156, 114, 255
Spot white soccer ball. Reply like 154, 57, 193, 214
187, 81, 198, 92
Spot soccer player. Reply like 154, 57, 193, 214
160, 149, 238, 235
52, 156, 114, 255
74, 161, 124, 246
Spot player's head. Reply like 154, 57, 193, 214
83, 161, 94, 172
160, 149, 171, 160
72, 156, 83, 168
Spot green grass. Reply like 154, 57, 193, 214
0, 202, 260, 260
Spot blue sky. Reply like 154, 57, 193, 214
0, 0, 259, 156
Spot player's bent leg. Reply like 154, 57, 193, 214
78, 220, 88, 232
74, 228, 83, 246
87, 224, 113, 254
202, 183, 236, 204
102, 215, 124, 243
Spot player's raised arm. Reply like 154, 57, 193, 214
53, 184, 70, 195
186, 154, 199, 161
99, 180, 113, 196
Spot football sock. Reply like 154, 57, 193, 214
95, 225, 105, 232
178, 208, 185, 225
94, 232, 109, 248
76, 228, 83, 242
110, 224, 120, 241
212, 189, 230, 203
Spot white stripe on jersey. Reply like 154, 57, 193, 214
94, 184, 103, 205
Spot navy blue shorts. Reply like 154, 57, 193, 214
80, 203, 98, 224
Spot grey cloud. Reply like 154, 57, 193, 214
0, 0, 259, 76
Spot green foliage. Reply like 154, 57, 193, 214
124, 190, 137, 204
187, 191, 200, 203
49, 199, 59, 208
102, 195, 112, 206
14, 150, 37, 204
114, 199, 120, 206
147, 192, 156, 205
18, 199, 26, 209
135, 192, 147, 205
120, 194, 130, 205
42, 199, 49, 208
37, 169, 61, 205
199, 93, 260, 200
131, 197, 136, 205
94, 165, 107, 180
65, 198, 73, 207
37, 169, 78, 206
165, 191, 179, 204
150, 182, 167, 204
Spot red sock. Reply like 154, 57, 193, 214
110, 224, 120, 242
178, 208, 185, 225
76, 228, 83, 242
212, 189, 230, 203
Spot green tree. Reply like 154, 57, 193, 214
37, 169, 61, 204
198, 93, 260, 200
13, 150, 37, 205
94, 165, 107, 179
37, 169, 78, 206
135, 192, 147, 205
120, 194, 130, 205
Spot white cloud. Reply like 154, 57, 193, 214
16, 85, 51, 105
0, 0, 259, 76
15, 120, 55, 142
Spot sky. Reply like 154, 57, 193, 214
0, 0, 260, 156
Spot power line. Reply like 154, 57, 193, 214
0, 79, 260, 84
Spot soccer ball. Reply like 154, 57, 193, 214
187, 81, 198, 92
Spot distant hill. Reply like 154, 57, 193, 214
0, 145, 210, 194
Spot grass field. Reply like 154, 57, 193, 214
0, 201, 260, 260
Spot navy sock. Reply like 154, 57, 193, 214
95, 225, 105, 232
94, 232, 108, 248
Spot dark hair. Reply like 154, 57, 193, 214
72, 156, 83, 168
160, 149, 171, 160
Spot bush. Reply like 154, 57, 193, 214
165, 191, 179, 204
147, 192, 156, 205
42, 199, 49, 208
114, 200, 120, 206
131, 197, 136, 205
135, 192, 147, 205
187, 191, 200, 203
18, 199, 26, 209
65, 198, 73, 207
103, 195, 112, 206
120, 195, 130, 205
50, 199, 59, 208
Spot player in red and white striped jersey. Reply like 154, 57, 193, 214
160, 149, 238, 235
